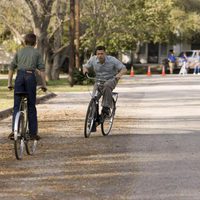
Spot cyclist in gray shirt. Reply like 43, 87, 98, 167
83, 46, 127, 115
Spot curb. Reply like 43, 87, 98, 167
0, 92, 57, 121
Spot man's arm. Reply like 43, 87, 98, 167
115, 67, 127, 80
40, 70, 47, 89
83, 66, 89, 75
8, 69, 14, 89
83, 56, 94, 75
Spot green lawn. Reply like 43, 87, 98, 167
0, 79, 14, 111
0, 77, 91, 111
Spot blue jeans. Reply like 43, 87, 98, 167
13, 70, 37, 135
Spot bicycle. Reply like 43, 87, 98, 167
10, 87, 47, 160
84, 74, 118, 138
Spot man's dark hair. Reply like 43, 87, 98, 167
95, 46, 106, 52
24, 33, 36, 46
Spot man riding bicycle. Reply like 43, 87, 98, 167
83, 46, 127, 116
8, 33, 47, 140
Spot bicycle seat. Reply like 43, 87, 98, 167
15, 92, 29, 98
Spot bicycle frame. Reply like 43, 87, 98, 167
14, 96, 28, 140
84, 74, 118, 137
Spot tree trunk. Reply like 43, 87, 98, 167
69, 0, 75, 87
51, 0, 67, 80
35, 28, 53, 81
75, 0, 80, 70
52, 54, 60, 80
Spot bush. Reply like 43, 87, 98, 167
72, 68, 95, 85
73, 68, 85, 85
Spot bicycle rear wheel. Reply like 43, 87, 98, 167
14, 112, 25, 160
84, 99, 96, 138
101, 99, 116, 136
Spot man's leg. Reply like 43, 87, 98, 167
102, 79, 117, 108
169, 62, 174, 74
25, 72, 38, 137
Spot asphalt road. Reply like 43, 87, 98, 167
1, 74, 200, 200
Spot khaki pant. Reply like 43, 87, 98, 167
93, 79, 117, 108
168, 62, 175, 74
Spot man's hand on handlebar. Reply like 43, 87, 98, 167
37, 85, 47, 92
84, 72, 88, 77
8, 85, 13, 90
41, 87, 47, 92
40, 86, 47, 92
115, 77, 120, 81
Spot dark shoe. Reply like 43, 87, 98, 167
8, 132, 14, 140
102, 107, 110, 116
30, 134, 41, 141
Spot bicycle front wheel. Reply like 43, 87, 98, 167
84, 99, 96, 138
101, 99, 116, 136
14, 112, 25, 160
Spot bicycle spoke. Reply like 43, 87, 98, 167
101, 99, 116, 136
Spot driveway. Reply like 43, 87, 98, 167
1, 75, 200, 200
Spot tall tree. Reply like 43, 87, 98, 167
80, 0, 200, 53
52, 0, 67, 80
0, 0, 68, 81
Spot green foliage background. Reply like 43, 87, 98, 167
1, 0, 200, 54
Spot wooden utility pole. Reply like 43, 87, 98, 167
69, 0, 75, 86
75, 0, 80, 70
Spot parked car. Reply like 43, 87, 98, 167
176, 50, 200, 69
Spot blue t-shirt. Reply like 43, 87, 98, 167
168, 54, 176, 63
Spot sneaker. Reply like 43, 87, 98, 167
8, 132, 14, 140
30, 134, 41, 141
102, 107, 110, 116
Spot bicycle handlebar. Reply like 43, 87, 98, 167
85, 72, 117, 82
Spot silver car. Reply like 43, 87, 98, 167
177, 50, 200, 69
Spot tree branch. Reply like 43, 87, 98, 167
9, 1, 32, 25
48, 18, 68, 41
0, 14, 24, 44
53, 44, 69, 57
23, 0, 39, 22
